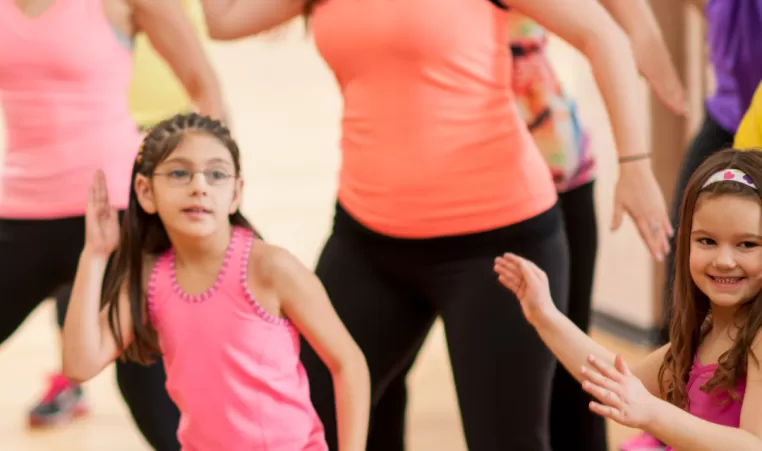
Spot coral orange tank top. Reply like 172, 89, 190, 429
312, 0, 557, 238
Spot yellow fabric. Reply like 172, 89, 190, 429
734, 82, 762, 150
128, 0, 207, 128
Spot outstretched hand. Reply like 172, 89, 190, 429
494, 253, 556, 326
581, 354, 660, 430
85, 170, 120, 256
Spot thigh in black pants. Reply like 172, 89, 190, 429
658, 112, 734, 344
301, 203, 570, 451
0, 216, 180, 451
550, 181, 607, 451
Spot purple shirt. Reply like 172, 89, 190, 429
705, 0, 762, 133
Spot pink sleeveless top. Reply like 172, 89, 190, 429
665, 358, 746, 451
0, 0, 140, 219
147, 227, 327, 451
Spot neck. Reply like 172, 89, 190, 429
169, 224, 233, 266
709, 304, 744, 335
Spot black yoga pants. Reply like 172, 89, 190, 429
0, 215, 180, 451
360, 182, 606, 451
300, 202, 570, 451
658, 111, 734, 344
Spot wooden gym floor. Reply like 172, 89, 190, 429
0, 20, 654, 451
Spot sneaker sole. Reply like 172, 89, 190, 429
27, 403, 89, 430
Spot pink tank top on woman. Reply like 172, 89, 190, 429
148, 227, 327, 451
312, 0, 557, 238
0, 0, 140, 219
664, 357, 746, 451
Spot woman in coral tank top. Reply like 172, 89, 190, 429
203, 1, 677, 449
0, 0, 222, 448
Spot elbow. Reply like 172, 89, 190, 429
61, 361, 96, 385
61, 344, 101, 384
206, 25, 234, 41
205, 21, 247, 41
332, 346, 370, 385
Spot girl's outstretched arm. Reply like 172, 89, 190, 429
493, 253, 667, 395
129, 0, 226, 119
199, 0, 304, 41
582, 340, 762, 450
267, 246, 370, 451
62, 171, 134, 383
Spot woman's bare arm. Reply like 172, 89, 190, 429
200, 0, 304, 41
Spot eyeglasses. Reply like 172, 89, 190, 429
152, 169, 234, 186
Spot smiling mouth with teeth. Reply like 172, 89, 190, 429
708, 275, 744, 284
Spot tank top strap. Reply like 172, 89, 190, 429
220, 226, 255, 289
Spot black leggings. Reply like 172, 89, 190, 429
550, 182, 606, 451
300, 202, 570, 451
360, 182, 605, 451
658, 112, 734, 344
0, 216, 180, 451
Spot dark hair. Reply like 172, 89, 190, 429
659, 148, 762, 409
103, 113, 257, 365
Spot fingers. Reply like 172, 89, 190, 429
586, 355, 623, 382
588, 401, 625, 424
581, 365, 622, 396
614, 354, 631, 376
494, 256, 522, 292
610, 202, 624, 232
635, 217, 666, 262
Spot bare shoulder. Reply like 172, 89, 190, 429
247, 239, 303, 286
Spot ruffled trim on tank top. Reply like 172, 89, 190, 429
240, 229, 293, 327
169, 228, 239, 303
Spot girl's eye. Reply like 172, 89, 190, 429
739, 241, 758, 249
697, 238, 715, 246
208, 169, 231, 181
168, 169, 190, 179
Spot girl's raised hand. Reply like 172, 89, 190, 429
494, 253, 556, 325
581, 354, 660, 430
85, 170, 120, 256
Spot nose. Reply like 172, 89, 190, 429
188, 172, 208, 196
712, 246, 737, 270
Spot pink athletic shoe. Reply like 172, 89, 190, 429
619, 432, 666, 451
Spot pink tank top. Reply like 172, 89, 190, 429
0, 0, 140, 219
147, 227, 328, 451
665, 358, 746, 451
312, 0, 557, 238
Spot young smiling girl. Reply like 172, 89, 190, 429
496, 148, 762, 450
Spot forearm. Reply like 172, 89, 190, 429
533, 309, 617, 383
581, 21, 650, 159
61, 248, 112, 382
187, 70, 226, 120
600, 0, 663, 46
649, 399, 762, 450
331, 354, 371, 451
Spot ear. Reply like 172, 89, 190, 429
229, 177, 244, 214
134, 174, 157, 214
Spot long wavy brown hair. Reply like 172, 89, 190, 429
659, 149, 762, 409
